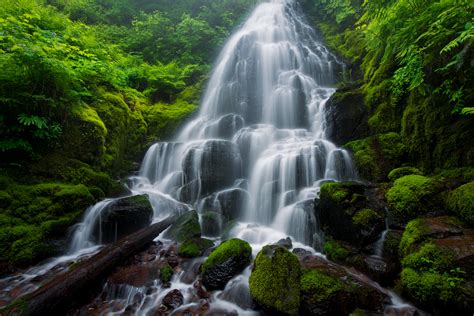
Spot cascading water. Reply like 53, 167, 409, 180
134, 0, 356, 249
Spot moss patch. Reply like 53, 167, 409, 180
201, 238, 251, 273
388, 167, 423, 182
399, 219, 429, 257
386, 175, 437, 220
178, 238, 214, 258
249, 245, 301, 315
159, 264, 173, 283
446, 182, 474, 225
300, 269, 344, 302
164, 210, 201, 242
323, 239, 350, 263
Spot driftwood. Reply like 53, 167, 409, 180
2, 215, 177, 316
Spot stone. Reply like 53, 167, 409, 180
276, 237, 293, 249
249, 245, 301, 315
201, 238, 252, 290
92, 194, 153, 244
163, 210, 201, 242
161, 289, 184, 310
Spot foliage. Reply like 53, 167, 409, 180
164, 211, 201, 243
159, 264, 173, 283
300, 269, 343, 302
388, 167, 423, 182
399, 219, 428, 257
178, 238, 214, 258
323, 239, 350, 262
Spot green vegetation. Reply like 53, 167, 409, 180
249, 245, 301, 315
201, 238, 251, 273
388, 167, 423, 182
352, 208, 379, 228
323, 239, 350, 262
178, 238, 214, 258
399, 219, 429, 257
446, 182, 474, 225
159, 264, 173, 283
386, 175, 438, 220
300, 269, 343, 302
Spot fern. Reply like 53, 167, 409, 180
17, 113, 47, 129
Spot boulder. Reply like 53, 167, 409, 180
163, 211, 201, 242
200, 211, 223, 237
299, 255, 388, 315
205, 114, 245, 139
161, 289, 184, 310
249, 245, 301, 315
182, 140, 242, 197
92, 194, 153, 243
323, 89, 368, 146
317, 182, 385, 246
215, 188, 250, 221
201, 238, 252, 290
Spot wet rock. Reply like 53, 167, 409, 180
317, 182, 385, 247
324, 88, 368, 146
219, 275, 254, 310
200, 211, 223, 237
172, 299, 209, 316
292, 248, 312, 257
167, 255, 179, 268
162, 289, 184, 310
181, 259, 204, 284
201, 238, 252, 290
182, 140, 242, 197
108, 264, 158, 287
163, 210, 201, 242
215, 188, 251, 221
92, 194, 153, 243
193, 280, 211, 299
276, 237, 293, 249
299, 255, 388, 315
249, 245, 301, 315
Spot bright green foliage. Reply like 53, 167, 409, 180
388, 167, 423, 182
178, 238, 214, 258
201, 238, 251, 273
159, 264, 173, 283
446, 182, 474, 225
323, 239, 350, 262
399, 219, 428, 257
386, 175, 437, 220
300, 269, 343, 302
319, 182, 350, 203
249, 245, 301, 315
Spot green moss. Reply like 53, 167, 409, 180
446, 182, 474, 225
300, 269, 343, 302
402, 243, 454, 272
350, 309, 368, 316
201, 238, 251, 273
164, 210, 201, 242
178, 238, 214, 258
399, 219, 428, 257
352, 208, 379, 228
159, 264, 173, 283
323, 239, 350, 262
386, 175, 437, 220
434, 168, 474, 182
319, 182, 351, 203
249, 245, 301, 315
388, 167, 423, 182
344, 132, 406, 182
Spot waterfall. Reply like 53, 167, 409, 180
133, 0, 356, 249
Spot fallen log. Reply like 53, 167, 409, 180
2, 215, 177, 316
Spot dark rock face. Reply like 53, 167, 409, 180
276, 237, 293, 249
323, 89, 368, 146
299, 255, 388, 316
317, 182, 385, 247
182, 140, 242, 198
216, 188, 250, 221
92, 194, 153, 243
163, 210, 201, 242
208, 114, 245, 139
162, 289, 184, 310
201, 239, 252, 290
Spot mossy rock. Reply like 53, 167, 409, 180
446, 182, 474, 225
388, 167, 423, 182
344, 132, 406, 182
399, 219, 429, 257
386, 175, 438, 221
159, 264, 174, 283
163, 210, 201, 242
249, 245, 301, 315
318, 182, 385, 246
201, 238, 251, 290
178, 238, 214, 258
323, 238, 351, 263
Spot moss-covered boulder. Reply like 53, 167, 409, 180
163, 210, 201, 242
299, 255, 387, 315
387, 166, 423, 182
92, 194, 153, 243
249, 245, 301, 315
178, 238, 214, 258
318, 182, 385, 246
344, 132, 406, 182
398, 217, 474, 313
446, 182, 474, 225
201, 238, 251, 290
386, 175, 438, 221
